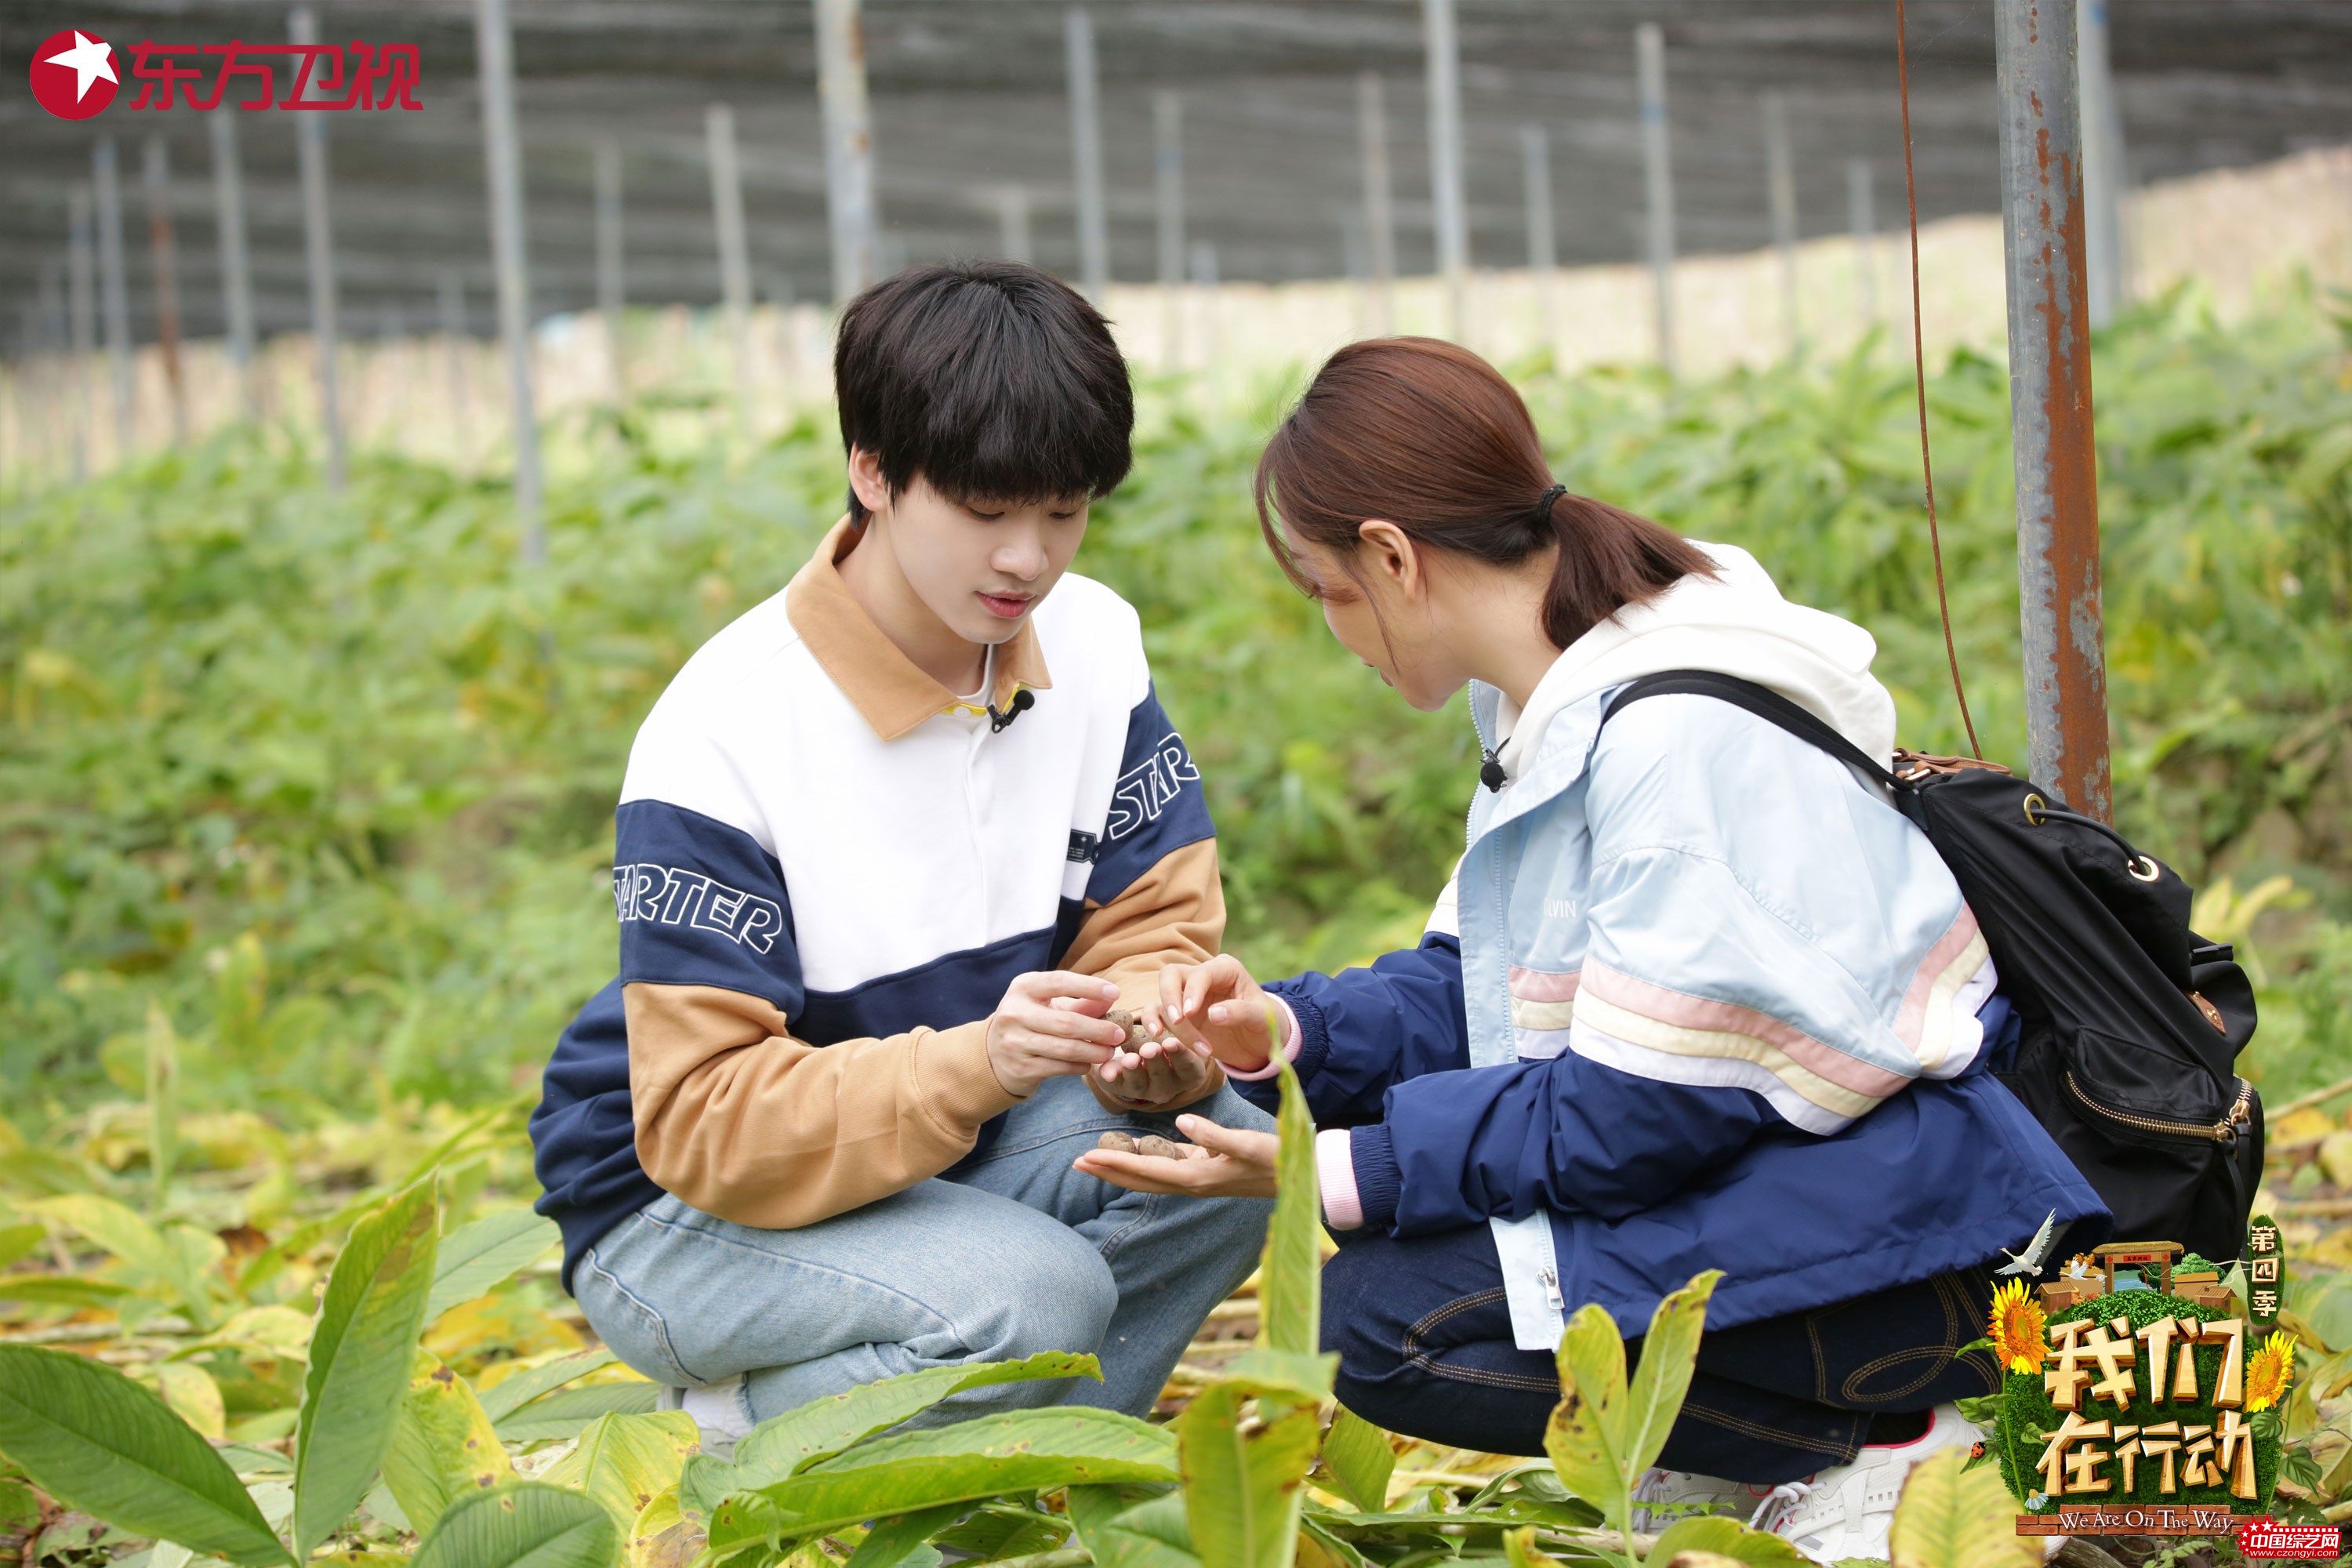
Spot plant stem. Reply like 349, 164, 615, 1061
2272, 1070, 2352, 1120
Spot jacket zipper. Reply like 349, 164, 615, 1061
1537, 1265, 1565, 1311
2063, 1070, 2252, 1145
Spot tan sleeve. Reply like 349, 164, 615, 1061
1058, 837, 1231, 1113
626, 982, 1020, 1230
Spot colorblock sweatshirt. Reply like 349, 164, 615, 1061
529, 517, 1225, 1290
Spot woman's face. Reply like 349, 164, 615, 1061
1289, 526, 1462, 713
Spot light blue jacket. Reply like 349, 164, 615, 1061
1248, 546, 2112, 1344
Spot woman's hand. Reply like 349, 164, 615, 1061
1152, 955, 1284, 1073
1073, 1113, 1279, 1198
1087, 1001, 1218, 1109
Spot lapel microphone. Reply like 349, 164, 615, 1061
1479, 746, 1508, 791
989, 688, 1036, 733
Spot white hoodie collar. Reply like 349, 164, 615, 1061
1489, 540, 1897, 781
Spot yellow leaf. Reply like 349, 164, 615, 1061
1887, 1449, 2036, 1568
154, 1361, 225, 1440
1504, 1526, 1565, 1566
2318, 1130, 2352, 1190
546, 1410, 701, 1536
2270, 1108, 2336, 1150
381, 1348, 514, 1536
1646, 1515, 1809, 1566
630, 1484, 705, 1568
1544, 1302, 1630, 1512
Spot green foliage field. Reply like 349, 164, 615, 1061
2, 283, 2350, 1566
5, 287, 2348, 1123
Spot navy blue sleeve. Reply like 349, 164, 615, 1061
1086, 681, 1215, 904
1236, 933, 1470, 1127
1347, 1049, 1784, 1235
612, 799, 804, 1016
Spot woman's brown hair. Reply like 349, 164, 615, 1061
1253, 337, 1713, 650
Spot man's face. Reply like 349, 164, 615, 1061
851, 454, 1089, 646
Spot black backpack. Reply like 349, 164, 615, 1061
1599, 671, 2263, 1265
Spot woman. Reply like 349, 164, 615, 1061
1077, 337, 2108, 1562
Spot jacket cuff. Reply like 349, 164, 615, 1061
1261, 984, 1331, 1083
1316, 1129, 1363, 1229
1221, 994, 1304, 1080
1345, 1123, 1403, 1232
913, 1019, 1024, 1137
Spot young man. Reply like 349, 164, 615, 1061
528, 261, 1272, 1449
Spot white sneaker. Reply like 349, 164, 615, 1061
659, 1376, 753, 1461
1631, 1466, 1777, 1532
1748, 1403, 1984, 1564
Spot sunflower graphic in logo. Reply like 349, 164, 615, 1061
2243, 1329, 2297, 1414
1987, 1277, 2047, 1374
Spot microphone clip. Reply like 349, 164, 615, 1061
1479, 746, 1508, 791
989, 687, 1036, 733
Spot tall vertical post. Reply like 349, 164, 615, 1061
1357, 73, 1396, 337
2, 316, 21, 495
1847, 158, 1878, 325
1065, 9, 1109, 303
438, 270, 471, 460
1340, 212, 1373, 337
290, 5, 346, 490
2078, 0, 2127, 326
1763, 93, 1799, 354
1154, 90, 1185, 367
1519, 125, 1556, 355
38, 268, 71, 486
594, 136, 627, 401
67, 191, 96, 484
1188, 240, 1219, 372
815, 0, 878, 303
93, 139, 136, 459
475, 0, 543, 557
1422, 0, 1468, 342
1995, 0, 2111, 821
209, 111, 259, 423
1635, 24, 1675, 376
142, 138, 187, 445
705, 103, 754, 416
993, 185, 1033, 263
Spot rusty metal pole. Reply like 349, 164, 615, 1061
1994, 0, 2111, 820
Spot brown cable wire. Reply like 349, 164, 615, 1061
1894, 0, 1983, 758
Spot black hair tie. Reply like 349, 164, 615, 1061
1531, 482, 1567, 529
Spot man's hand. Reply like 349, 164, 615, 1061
1153, 954, 1283, 1073
1073, 1113, 1278, 1198
1090, 1004, 1217, 1109
985, 971, 1126, 1098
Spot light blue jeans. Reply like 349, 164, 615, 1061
572, 1075, 1272, 1433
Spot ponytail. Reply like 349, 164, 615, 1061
1256, 337, 1713, 650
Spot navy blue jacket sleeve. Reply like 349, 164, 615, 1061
1349, 1052, 1786, 1235
1236, 932, 1470, 1127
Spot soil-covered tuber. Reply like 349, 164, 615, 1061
1096, 1131, 1199, 1159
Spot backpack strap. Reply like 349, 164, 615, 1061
1597, 671, 1904, 791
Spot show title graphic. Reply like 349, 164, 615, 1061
28, 28, 419, 122
1990, 1232, 2306, 1541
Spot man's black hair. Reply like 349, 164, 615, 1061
836, 260, 1134, 524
